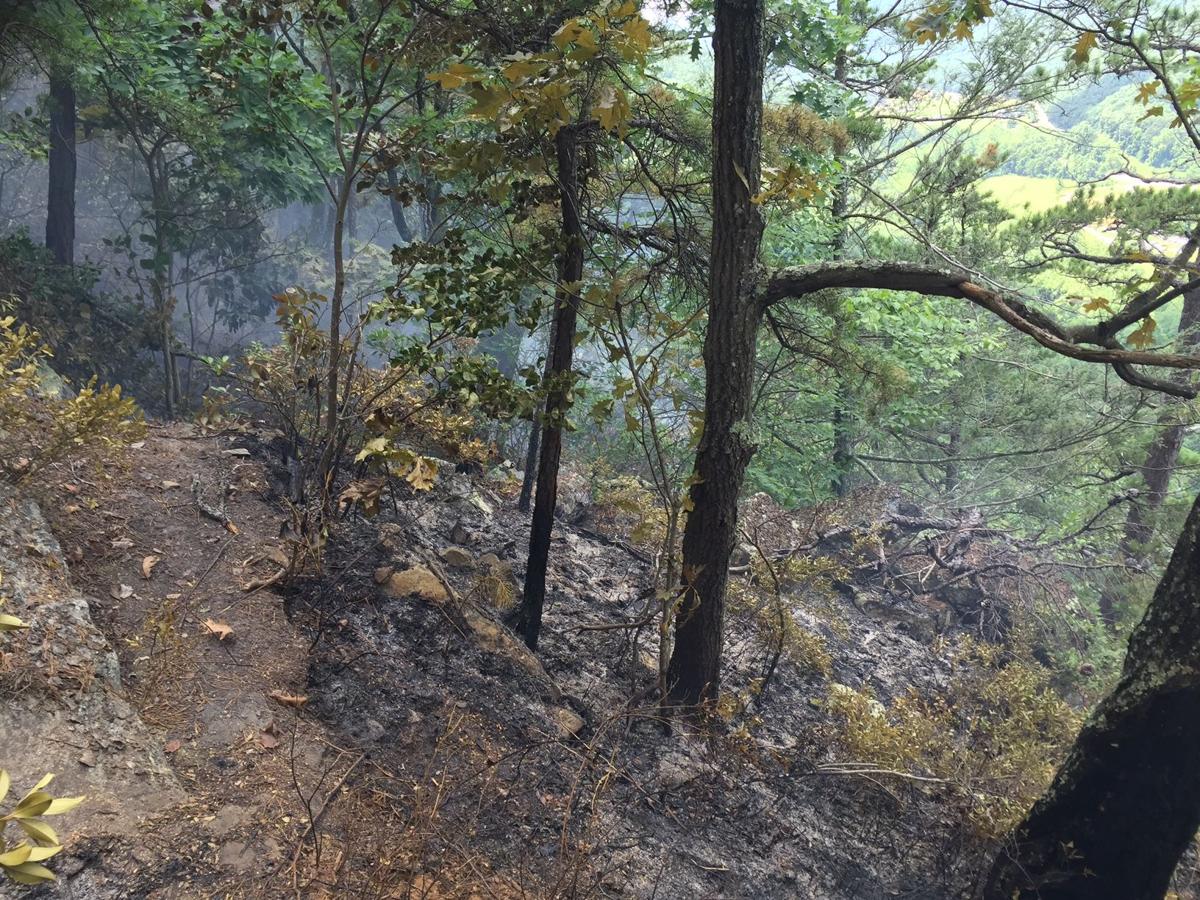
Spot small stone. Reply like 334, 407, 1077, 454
441, 547, 474, 569
551, 707, 585, 737
450, 521, 472, 545
384, 566, 449, 603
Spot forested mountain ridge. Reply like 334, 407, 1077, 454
1, 0, 1200, 896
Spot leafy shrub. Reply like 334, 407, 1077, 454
593, 472, 667, 548
0, 315, 144, 483
0, 232, 150, 392
824, 640, 1081, 838
0, 771, 84, 885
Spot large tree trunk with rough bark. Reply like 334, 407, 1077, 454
985, 491, 1200, 899
46, 74, 76, 266
665, 0, 766, 707
515, 125, 586, 650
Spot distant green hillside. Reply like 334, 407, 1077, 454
982, 79, 1198, 181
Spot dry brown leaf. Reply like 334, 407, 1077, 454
141, 555, 161, 579
164, 739, 182, 753
62, 483, 79, 494
259, 731, 280, 750
269, 690, 309, 708
203, 618, 234, 641
161, 480, 181, 490
224, 521, 240, 535
111, 583, 133, 600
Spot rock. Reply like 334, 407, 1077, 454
458, 606, 561, 701
730, 543, 753, 568
441, 546, 474, 569
377, 523, 406, 553
550, 707, 585, 737
468, 492, 494, 517
0, 485, 183, 846
384, 566, 449, 603
450, 520, 472, 545
477, 552, 503, 569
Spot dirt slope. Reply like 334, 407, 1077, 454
1, 423, 995, 898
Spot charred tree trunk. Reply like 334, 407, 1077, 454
515, 125, 586, 650
665, 0, 766, 707
45, 74, 76, 266
518, 418, 541, 514
985, 490, 1200, 899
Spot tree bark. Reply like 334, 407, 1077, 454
1119, 286, 1200, 561
45, 73, 76, 266
518, 418, 541, 513
985, 490, 1200, 899
515, 125, 586, 650
665, 0, 766, 707
386, 166, 414, 243
831, 381, 854, 497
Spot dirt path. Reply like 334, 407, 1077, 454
38, 422, 356, 897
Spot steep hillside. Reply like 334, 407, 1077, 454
0, 423, 1101, 898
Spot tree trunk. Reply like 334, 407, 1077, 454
515, 125, 586, 650
831, 381, 854, 497
1119, 286, 1200, 561
386, 167, 414, 243
665, 0, 766, 707
317, 178, 350, 504
45, 74, 76, 266
518, 418, 541, 513
985, 490, 1200, 899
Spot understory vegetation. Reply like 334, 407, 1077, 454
2, 0, 1200, 895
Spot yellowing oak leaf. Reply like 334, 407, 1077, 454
428, 63, 485, 90
1127, 315, 1157, 349
203, 619, 234, 641
1072, 31, 1098, 64
594, 85, 631, 135
405, 456, 439, 492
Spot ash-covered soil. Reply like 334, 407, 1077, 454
289, 465, 996, 899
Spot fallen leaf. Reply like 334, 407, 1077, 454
259, 731, 279, 750
161, 480, 181, 490
110, 538, 134, 551
129, 441, 146, 450
269, 690, 309, 708
62, 483, 79, 494
141, 555, 161, 579
111, 584, 133, 600
64, 505, 80, 514
224, 521, 240, 535
203, 619, 234, 641
163, 739, 182, 753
